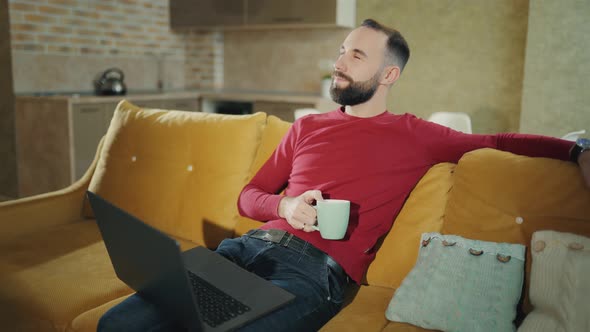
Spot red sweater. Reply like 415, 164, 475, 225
238, 108, 572, 283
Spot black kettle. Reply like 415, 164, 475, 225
94, 68, 127, 96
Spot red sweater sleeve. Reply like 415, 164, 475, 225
237, 122, 298, 221
411, 118, 573, 164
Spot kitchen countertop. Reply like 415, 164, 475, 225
16, 90, 200, 103
16, 89, 334, 105
198, 89, 328, 104
15, 89, 341, 114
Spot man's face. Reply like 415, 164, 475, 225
330, 67, 382, 106
330, 27, 388, 106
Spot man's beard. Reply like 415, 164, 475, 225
329, 69, 382, 106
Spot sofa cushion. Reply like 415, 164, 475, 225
518, 230, 590, 332
66, 294, 131, 332
87, 100, 267, 248
0, 217, 199, 331
0, 220, 132, 331
320, 285, 433, 332
442, 148, 590, 313
247, 115, 292, 176
234, 115, 291, 237
365, 163, 455, 288
386, 233, 525, 332
319, 285, 392, 331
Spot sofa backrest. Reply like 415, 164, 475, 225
441, 148, 590, 313
367, 148, 590, 313
365, 162, 456, 287
87, 100, 268, 248
233, 115, 292, 237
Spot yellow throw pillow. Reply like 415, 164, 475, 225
88, 100, 267, 247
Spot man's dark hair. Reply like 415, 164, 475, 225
361, 18, 410, 72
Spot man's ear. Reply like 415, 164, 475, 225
381, 65, 401, 86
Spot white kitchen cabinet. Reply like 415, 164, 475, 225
71, 103, 117, 180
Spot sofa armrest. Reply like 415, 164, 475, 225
0, 139, 101, 240
0, 183, 88, 240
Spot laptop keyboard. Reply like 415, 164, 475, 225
187, 270, 251, 327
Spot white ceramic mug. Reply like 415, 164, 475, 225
312, 199, 350, 240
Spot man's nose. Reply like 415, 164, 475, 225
334, 56, 346, 72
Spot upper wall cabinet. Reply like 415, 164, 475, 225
246, 0, 355, 27
170, 0, 356, 29
170, 0, 245, 28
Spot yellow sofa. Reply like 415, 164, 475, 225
1, 100, 588, 331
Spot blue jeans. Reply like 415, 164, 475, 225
98, 234, 349, 331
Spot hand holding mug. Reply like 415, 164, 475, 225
278, 190, 323, 232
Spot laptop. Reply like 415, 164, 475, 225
87, 191, 295, 332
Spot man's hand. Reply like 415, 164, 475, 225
278, 190, 324, 232
578, 150, 590, 189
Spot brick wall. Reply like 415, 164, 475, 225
8, 0, 220, 90
185, 29, 223, 90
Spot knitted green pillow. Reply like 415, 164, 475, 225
386, 232, 525, 332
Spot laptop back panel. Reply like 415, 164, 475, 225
89, 192, 203, 331
88, 191, 295, 332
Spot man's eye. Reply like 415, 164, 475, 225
354, 55, 361, 59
